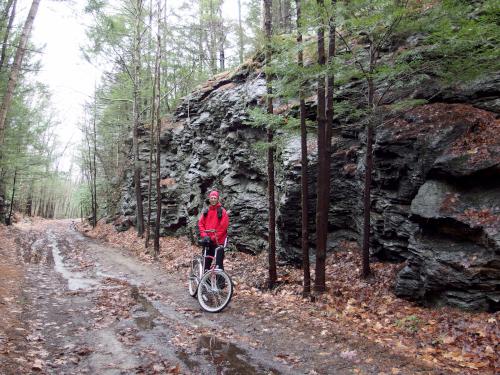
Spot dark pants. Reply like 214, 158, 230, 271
203, 242, 224, 271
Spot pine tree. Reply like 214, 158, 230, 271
264, 0, 277, 289
0, 0, 41, 223
314, 0, 327, 292
295, 0, 310, 297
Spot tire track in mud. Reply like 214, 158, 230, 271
6, 220, 440, 375
10, 221, 288, 375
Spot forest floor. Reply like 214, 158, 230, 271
0, 218, 498, 374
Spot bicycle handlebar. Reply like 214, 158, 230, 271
201, 229, 223, 246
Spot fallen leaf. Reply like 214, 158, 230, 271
340, 350, 357, 360
441, 336, 455, 344
168, 364, 181, 374
153, 363, 165, 372
31, 358, 44, 371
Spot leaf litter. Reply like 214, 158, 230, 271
1, 217, 498, 374
81, 219, 499, 374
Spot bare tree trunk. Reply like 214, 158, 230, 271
144, 0, 152, 249
237, 0, 244, 64
198, 2, 204, 73
0, 0, 40, 144
145, 124, 154, 247
274, 0, 282, 32
264, 0, 277, 289
218, 21, 225, 70
0, 176, 5, 223
145, 4, 157, 248
25, 183, 33, 216
0, 0, 40, 224
316, 2, 337, 291
208, 0, 217, 74
314, 0, 327, 293
92, 94, 98, 227
296, 0, 310, 297
133, 0, 145, 237
217, 3, 225, 71
362, 44, 375, 278
84, 119, 97, 227
0, 0, 16, 72
153, 0, 162, 257
362, 116, 373, 278
7, 168, 17, 225
281, 0, 291, 33
0, 0, 14, 28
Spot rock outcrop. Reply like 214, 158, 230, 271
117, 57, 500, 311
373, 104, 500, 311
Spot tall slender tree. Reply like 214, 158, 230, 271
92, 93, 98, 227
0, 0, 41, 223
336, 0, 410, 278
296, 0, 310, 297
217, 4, 225, 71
153, 0, 163, 257
314, 0, 327, 292
317, 1, 337, 289
280, 0, 292, 33
6, 166, 17, 225
132, 0, 145, 237
0, 0, 16, 72
264, 0, 277, 289
0, 0, 40, 143
145, 1, 158, 249
237, 0, 244, 64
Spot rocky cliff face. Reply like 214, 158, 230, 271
374, 104, 499, 311
117, 58, 499, 311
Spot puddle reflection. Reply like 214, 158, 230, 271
197, 335, 281, 375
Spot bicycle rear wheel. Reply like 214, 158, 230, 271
188, 255, 203, 297
197, 269, 233, 313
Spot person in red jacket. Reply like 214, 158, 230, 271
198, 190, 229, 271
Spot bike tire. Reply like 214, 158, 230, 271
188, 256, 203, 297
197, 269, 233, 313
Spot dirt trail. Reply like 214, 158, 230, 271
0, 220, 442, 374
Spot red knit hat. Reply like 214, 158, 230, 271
209, 190, 219, 199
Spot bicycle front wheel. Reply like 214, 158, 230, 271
197, 269, 233, 313
188, 255, 203, 297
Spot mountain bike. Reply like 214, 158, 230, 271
188, 230, 233, 313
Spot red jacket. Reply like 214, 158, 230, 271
198, 203, 229, 245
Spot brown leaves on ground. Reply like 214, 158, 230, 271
0, 225, 28, 371
82, 221, 499, 374
321, 248, 499, 374
90, 277, 138, 329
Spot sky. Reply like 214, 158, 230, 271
28, 0, 101, 172
25, 0, 246, 173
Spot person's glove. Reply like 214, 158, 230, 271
198, 236, 211, 246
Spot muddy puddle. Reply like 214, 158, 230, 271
48, 231, 97, 290
131, 286, 160, 330
194, 335, 281, 375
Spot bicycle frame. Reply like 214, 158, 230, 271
200, 229, 227, 273
194, 230, 233, 312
